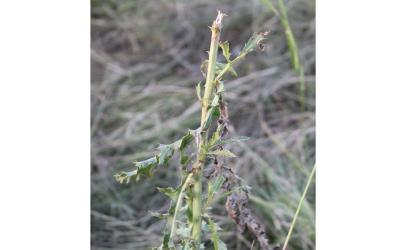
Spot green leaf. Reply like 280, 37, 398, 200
114, 156, 158, 183
157, 186, 180, 200
156, 172, 194, 249
202, 106, 220, 131
241, 32, 268, 55
207, 218, 227, 250
219, 41, 231, 62
207, 149, 237, 158
158, 144, 174, 165
162, 232, 175, 249
201, 105, 220, 131
180, 154, 190, 166
177, 131, 194, 151
114, 131, 195, 184
208, 130, 221, 149
173, 130, 195, 171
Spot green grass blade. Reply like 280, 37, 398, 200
260, 0, 279, 16
282, 164, 316, 250
276, 0, 306, 111
261, 0, 306, 111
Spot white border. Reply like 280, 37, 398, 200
1, 0, 400, 249
0, 1, 90, 249
317, 0, 400, 249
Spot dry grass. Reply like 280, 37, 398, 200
91, 0, 315, 249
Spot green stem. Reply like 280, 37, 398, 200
192, 11, 224, 247
282, 164, 316, 250
191, 165, 203, 244
214, 55, 243, 83
201, 14, 223, 124
170, 173, 193, 240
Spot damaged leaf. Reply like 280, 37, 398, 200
220, 41, 231, 62
114, 156, 158, 183
115, 131, 195, 184
241, 32, 269, 55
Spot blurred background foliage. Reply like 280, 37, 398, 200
91, 0, 315, 249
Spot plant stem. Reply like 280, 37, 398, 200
201, 13, 224, 123
170, 172, 193, 240
191, 11, 224, 247
282, 164, 316, 250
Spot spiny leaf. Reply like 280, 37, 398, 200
116, 136, 188, 184
176, 131, 195, 151
207, 149, 237, 158
158, 144, 175, 165
207, 218, 227, 250
220, 41, 231, 62
241, 31, 269, 55
174, 130, 195, 170
114, 156, 158, 183
114, 170, 136, 184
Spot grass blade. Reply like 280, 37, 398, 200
282, 164, 316, 250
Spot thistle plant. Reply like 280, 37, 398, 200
115, 11, 273, 249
